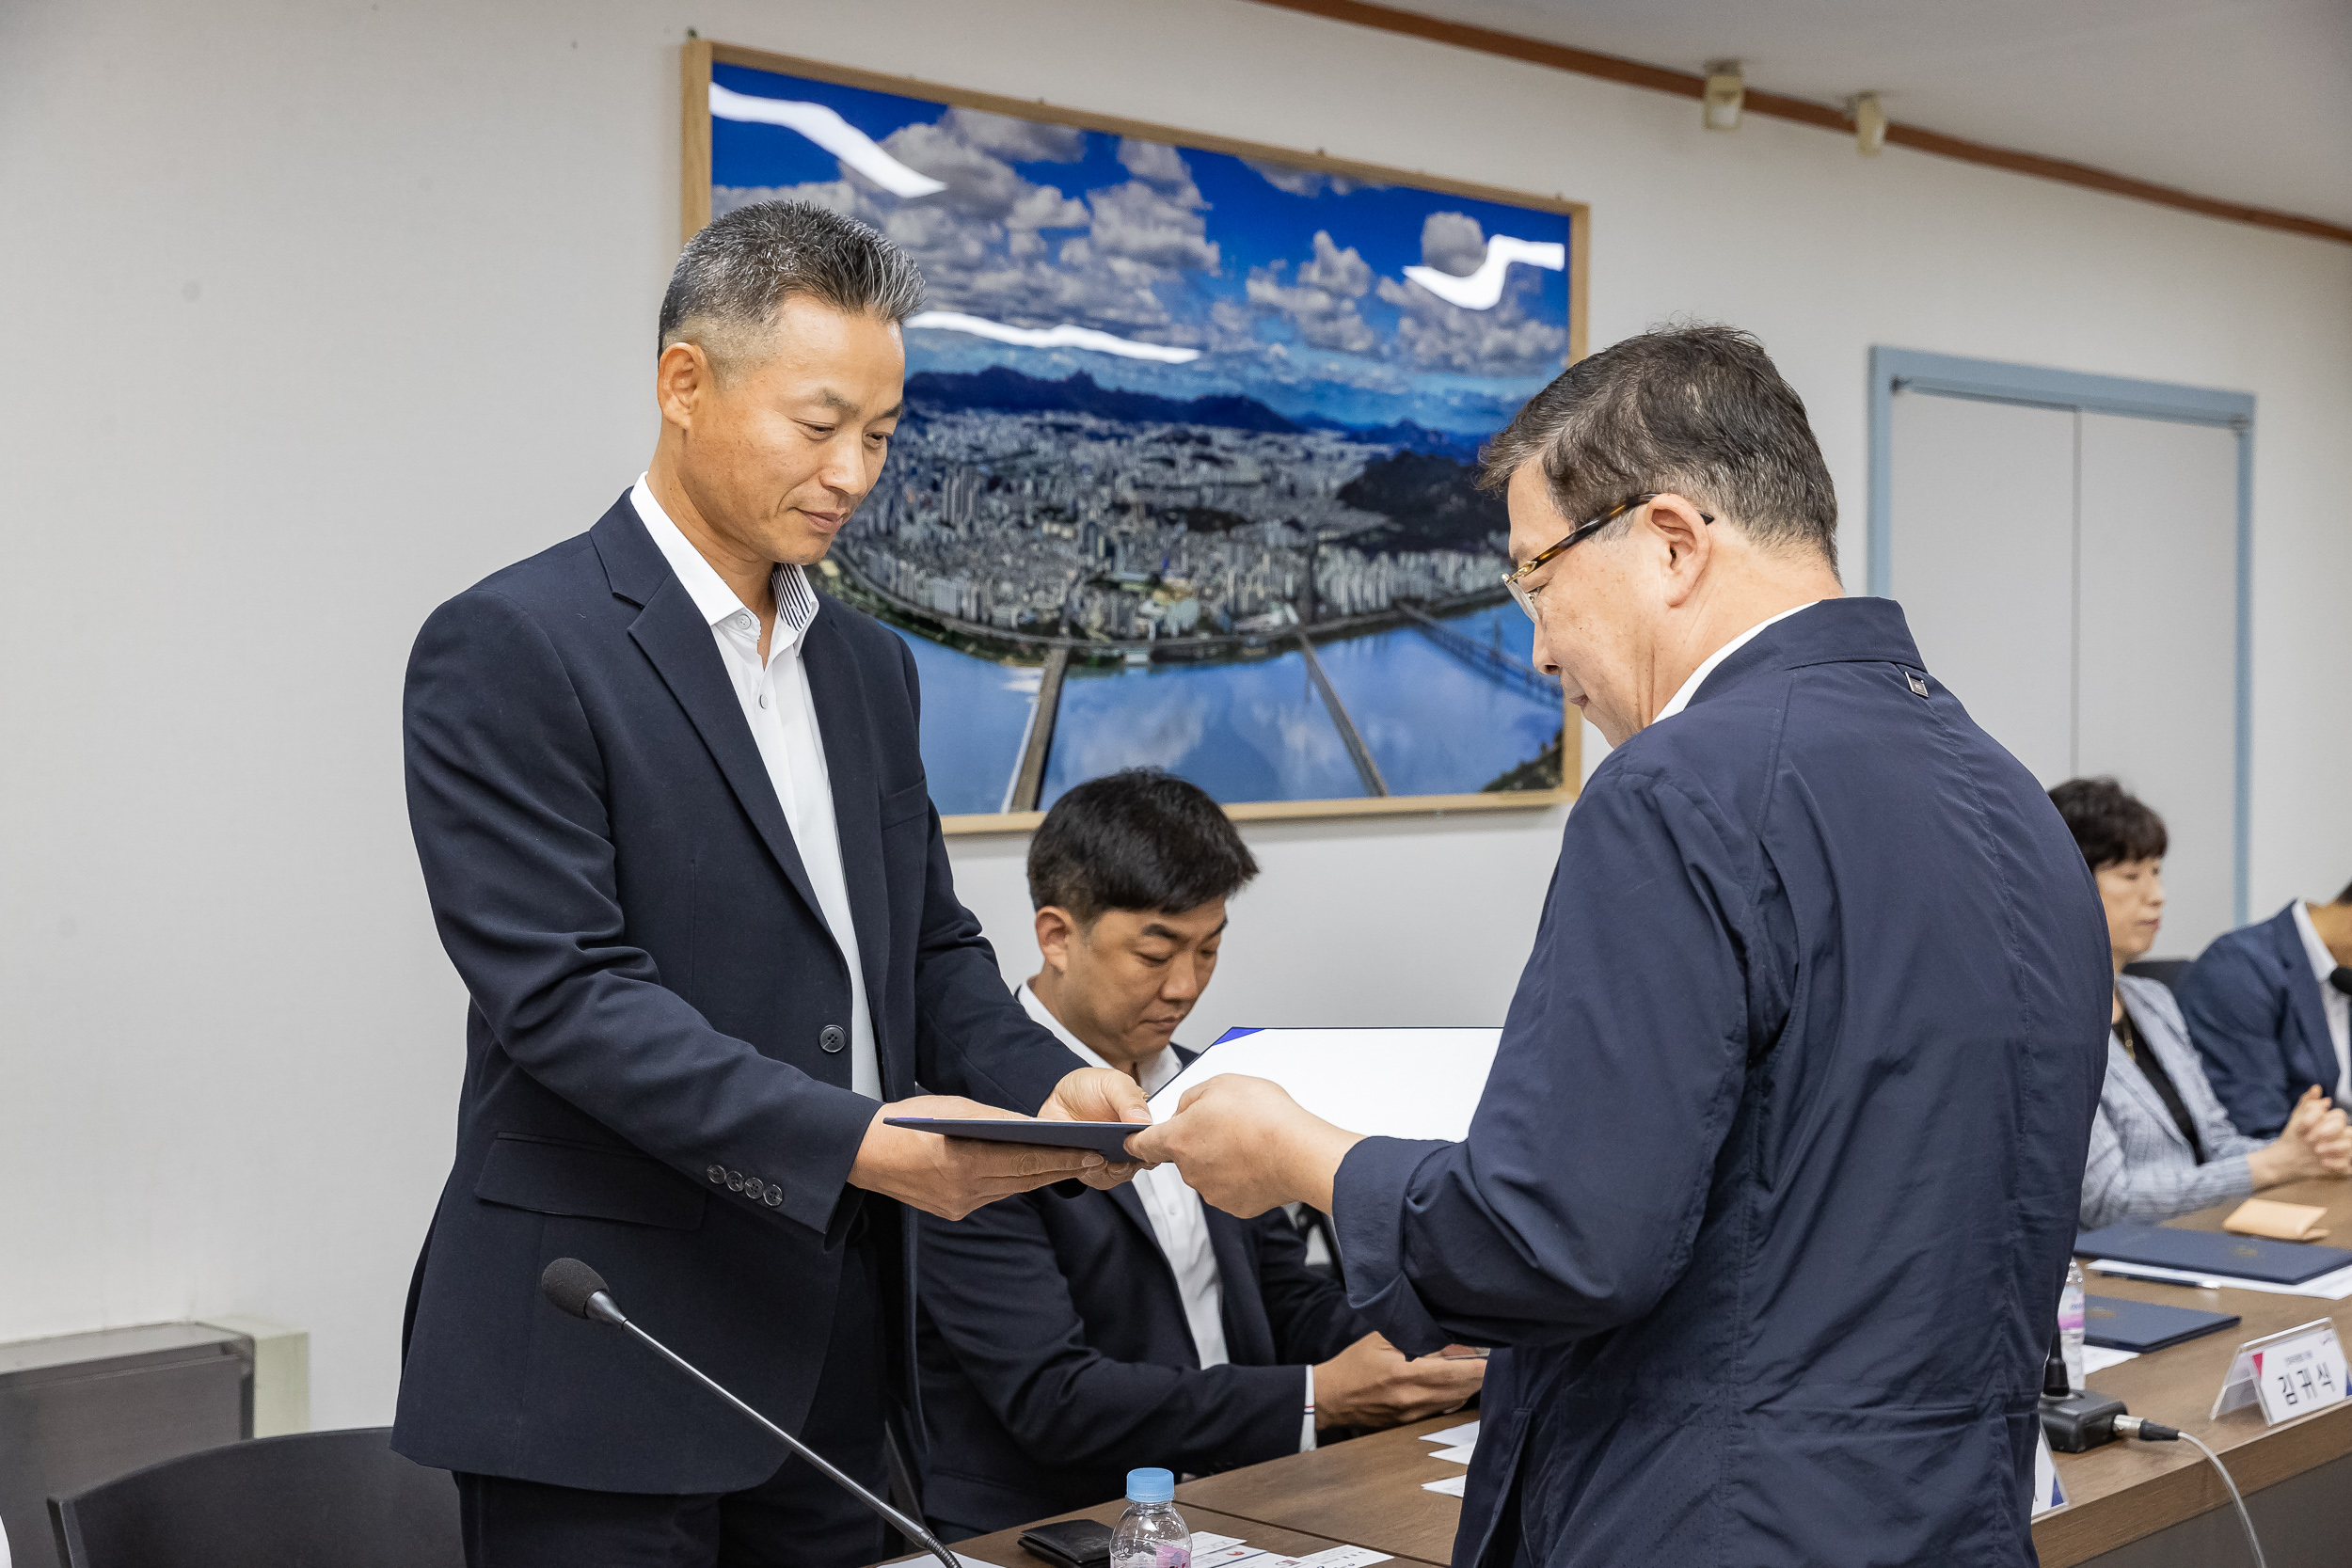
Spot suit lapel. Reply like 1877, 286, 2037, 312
2272, 912, 2340, 1094
1205, 1208, 1276, 1364
802, 612, 892, 1030
624, 571, 827, 929
2106, 1018, 2190, 1153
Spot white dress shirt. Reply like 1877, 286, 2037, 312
1653, 601, 1825, 723
631, 477, 879, 1100
1015, 982, 1318, 1450
2292, 902, 2352, 1101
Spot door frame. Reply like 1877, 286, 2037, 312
1866, 347, 2256, 925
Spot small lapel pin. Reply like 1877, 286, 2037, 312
1905, 672, 1930, 697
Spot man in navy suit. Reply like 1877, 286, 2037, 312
1136, 327, 2112, 1567
915, 771, 1484, 1536
393, 201, 1148, 1567
2180, 885, 2352, 1137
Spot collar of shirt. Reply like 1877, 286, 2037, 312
2293, 901, 2342, 986
630, 474, 821, 663
1016, 980, 1183, 1098
1652, 600, 1826, 724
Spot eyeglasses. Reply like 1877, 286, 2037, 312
1500, 493, 1712, 621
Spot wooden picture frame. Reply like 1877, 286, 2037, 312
683, 40, 1589, 834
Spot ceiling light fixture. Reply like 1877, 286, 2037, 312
1702, 60, 1743, 132
1851, 93, 1887, 157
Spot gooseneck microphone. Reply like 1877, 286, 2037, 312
539, 1259, 960, 1568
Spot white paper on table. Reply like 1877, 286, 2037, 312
2088, 1259, 2352, 1300
1422, 1474, 1470, 1497
1420, 1419, 1480, 1447
1426, 1443, 1476, 1465
883, 1556, 1004, 1568
2080, 1344, 2140, 1376
1147, 1027, 1501, 1142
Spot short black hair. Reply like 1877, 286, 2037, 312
1480, 323, 1838, 567
1028, 769, 1258, 924
2049, 777, 2169, 872
2338, 878, 2352, 905
660, 199, 926, 379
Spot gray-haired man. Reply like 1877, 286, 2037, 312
392, 201, 1147, 1566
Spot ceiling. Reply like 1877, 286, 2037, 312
1363, 0, 2352, 230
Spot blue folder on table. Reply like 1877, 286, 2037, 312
2074, 1223, 2352, 1286
2081, 1294, 2240, 1353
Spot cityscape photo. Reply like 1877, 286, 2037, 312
706, 58, 1581, 816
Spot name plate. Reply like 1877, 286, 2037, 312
2029, 1426, 2067, 1517
2210, 1319, 2349, 1424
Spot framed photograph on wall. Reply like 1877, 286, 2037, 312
683, 40, 1588, 832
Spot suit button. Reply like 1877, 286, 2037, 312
744, 1178, 765, 1200
726, 1170, 745, 1192
707, 1164, 725, 1184
819, 1024, 847, 1053
764, 1188, 784, 1208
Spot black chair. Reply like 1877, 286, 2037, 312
2125, 958, 2195, 991
48, 1427, 462, 1568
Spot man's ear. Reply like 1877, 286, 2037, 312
1646, 493, 1715, 607
1034, 905, 1078, 974
656, 341, 710, 430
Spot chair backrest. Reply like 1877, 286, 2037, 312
2124, 958, 2195, 991
48, 1428, 461, 1568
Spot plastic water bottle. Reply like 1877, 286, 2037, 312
1111, 1468, 1190, 1568
2058, 1259, 2087, 1391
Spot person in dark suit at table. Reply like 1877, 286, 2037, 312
393, 200, 1149, 1568
915, 769, 1485, 1539
1134, 325, 2117, 1567
2049, 778, 2351, 1227
2180, 879, 2352, 1139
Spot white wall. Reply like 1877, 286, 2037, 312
2, 0, 2346, 1432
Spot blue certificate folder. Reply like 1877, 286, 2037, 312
882, 1117, 1150, 1156
2074, 1223, 2352, 1286
2081, 1295, 2241, 1354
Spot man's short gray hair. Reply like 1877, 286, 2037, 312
658, 200, 927, 379
1480, 324, 1838, 568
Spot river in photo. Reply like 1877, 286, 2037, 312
890, 601, 1564, 815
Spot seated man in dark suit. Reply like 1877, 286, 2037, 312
2182, 880, 2352, 1138
916, 769, 1484, 1536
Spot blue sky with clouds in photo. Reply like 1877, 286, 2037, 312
709, 62, 1573, 437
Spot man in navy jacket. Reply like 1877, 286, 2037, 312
2180, 888, 2352, 1137
916, 771, 1482, 1534
1136, 326, 2112, 1567
393, 201, 1146, 1567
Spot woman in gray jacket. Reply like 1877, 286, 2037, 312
2051, 778, 2352, 1227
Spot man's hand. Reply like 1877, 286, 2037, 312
2249, 1085, 2352, 1186
1311, 1332, 1486, 1431
849, 1095, 1107, 1220
1038, 1066, 1152, 1190
1123, 1074, 1362, 1217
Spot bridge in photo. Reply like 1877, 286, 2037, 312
1397, 604, 1565, 705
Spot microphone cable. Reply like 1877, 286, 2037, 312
2110, 1416, 2265, 1568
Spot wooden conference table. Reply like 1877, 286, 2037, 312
932, 1180, 2352, 1568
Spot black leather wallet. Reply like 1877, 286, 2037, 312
1019, 1518, 1115, 1568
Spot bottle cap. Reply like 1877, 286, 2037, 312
1125, 1467, 1175, 1504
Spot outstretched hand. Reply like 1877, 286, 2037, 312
849, 1095, 1105, 1221
1039, 1066, 1152, 1190
1124, 1073, 1363, 1217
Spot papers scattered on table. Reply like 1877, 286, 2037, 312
1420, 1419, 1480, 1448
883, 1555, 1002, 1568
1425, 1443, 1475, 1465
2089, 1258, 2352, 1300
1422, 1475, 1470, 1497
1194, 1536, 1390, 1568
2081, 1344, 2140, 1376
